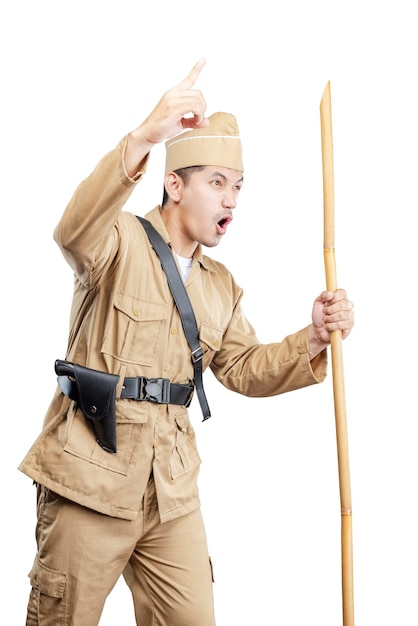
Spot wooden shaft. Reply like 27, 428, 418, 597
320, 81, 355, 625
342, 516, 355, 625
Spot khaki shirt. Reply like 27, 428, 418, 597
19, 137, 327, 522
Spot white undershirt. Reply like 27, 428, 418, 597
176, 254, 193, 282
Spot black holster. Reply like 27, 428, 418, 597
55, 359, 119, 453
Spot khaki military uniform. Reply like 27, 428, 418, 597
19, 136, 327, 624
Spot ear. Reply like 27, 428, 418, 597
164, 172, 183, 203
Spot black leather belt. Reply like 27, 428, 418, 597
55, 360, 196, 454
59, 374, 194, 407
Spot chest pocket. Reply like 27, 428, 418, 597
199, 322, 223, 369
102, 294, 168, 366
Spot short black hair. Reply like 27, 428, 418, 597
162, 166, 205, 206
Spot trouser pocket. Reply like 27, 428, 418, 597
26, 557, 67, 625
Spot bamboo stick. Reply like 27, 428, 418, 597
320, 81, 355, 626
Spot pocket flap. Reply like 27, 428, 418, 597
29, 558, 67, 598
199, 322, 223, 351
114, 293, 168, 322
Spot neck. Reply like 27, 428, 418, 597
161, 207, 197, 258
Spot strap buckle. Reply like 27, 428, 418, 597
191, 346, 204, 363
140, 377, 170, 403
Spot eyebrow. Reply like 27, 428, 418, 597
211, 171, 244, 185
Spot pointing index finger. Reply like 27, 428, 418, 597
178, 57, 206, 90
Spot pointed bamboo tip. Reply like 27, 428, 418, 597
320, 80, 331, 110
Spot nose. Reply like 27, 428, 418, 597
222, 190, 237, 209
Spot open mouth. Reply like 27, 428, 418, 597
217, 215, 233, 235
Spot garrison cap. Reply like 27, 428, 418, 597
165, 112, 243, 175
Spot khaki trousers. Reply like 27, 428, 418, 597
26, 476, 216, 625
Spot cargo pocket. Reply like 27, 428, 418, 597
26, 557, 67, 626
64, 405, 148, 475
169, 409, 201, 479
101, 294, 167, 365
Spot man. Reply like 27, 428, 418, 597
19, 58, 354, 625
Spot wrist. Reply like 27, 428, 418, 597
307, 325, 328, 359
124, 131, 154, 178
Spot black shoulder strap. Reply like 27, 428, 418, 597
136, 216, 211, 421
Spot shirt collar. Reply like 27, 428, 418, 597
143, 206, 212, 271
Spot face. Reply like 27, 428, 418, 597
170, 166, 244, 251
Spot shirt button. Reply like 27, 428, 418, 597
133, 308, 141, 317
171, 327, 178, 335
164, 365, 171, 372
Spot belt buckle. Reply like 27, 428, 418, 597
142, 378, 170, 404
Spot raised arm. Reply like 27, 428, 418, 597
124, 58, 209, 178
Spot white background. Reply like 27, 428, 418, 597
2, 1, 417, 624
